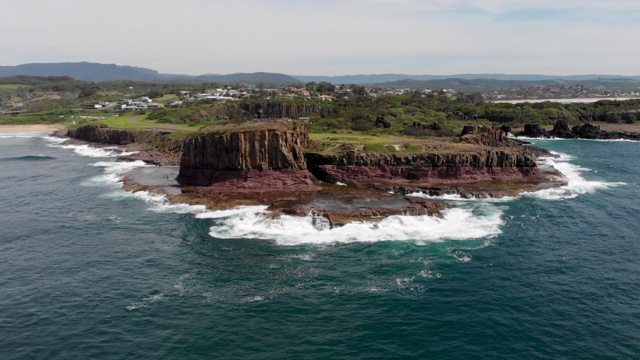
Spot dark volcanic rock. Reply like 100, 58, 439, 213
178, 122, 312, 186
460, 127, 522, 147
522, 123, 547, 138
306, 148, 537, 168
518, 120, 640, 140
67, 123, 136, 145
67, 123, 185, 165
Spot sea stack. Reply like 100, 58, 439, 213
177, 122, 321, 191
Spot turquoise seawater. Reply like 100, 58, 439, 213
1, 133, 639, 359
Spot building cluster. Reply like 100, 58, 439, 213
483, 85, 640, 101
82, 97, 163, 111
114, 97, 162, 111
175, 88, 241, 104
82, 101, 110, 109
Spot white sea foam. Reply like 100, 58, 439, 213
96, 174, 505, 245
52, 143, 138, 158
42, 135, 68, 144
83, 160, 150, 187
408, 151, 623, 202
126, 292, 165, 311
529, 152, 626, 200
131, 191, 208, 214
201, 203, 503, 246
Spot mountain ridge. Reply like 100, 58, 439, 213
1, 62, 639, 85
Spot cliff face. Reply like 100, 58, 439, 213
178, 122, 313, 186
306, 149, 542, 194
67, 123, 136, 145
305, 129, 546, 195
66, 123, 185, 165
305, 149, 537, 168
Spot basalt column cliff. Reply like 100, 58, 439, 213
306, 128, 559, 198
177, 122, 321, 191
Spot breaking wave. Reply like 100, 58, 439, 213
529, 152, 626, 200
51, 143, 138, 158
202, 204, 504, 246
83, 160, 151, 188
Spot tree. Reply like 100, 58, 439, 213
350, 85, 367, 96
316, 81, 336, 93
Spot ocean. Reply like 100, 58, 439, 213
1, 132, 639, 359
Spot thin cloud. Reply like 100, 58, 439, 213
1, 0, 638, 75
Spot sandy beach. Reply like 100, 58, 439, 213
0, 124, 65, 133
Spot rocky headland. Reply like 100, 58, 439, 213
63, 123, 185, 165
64, 121, 565, 228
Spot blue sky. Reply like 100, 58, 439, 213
2, 0, 639, 75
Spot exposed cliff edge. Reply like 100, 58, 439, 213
66, 123, 136, 145
177, 122, 314, 187
65, 123, 185, 165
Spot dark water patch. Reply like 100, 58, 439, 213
0, 155, 56, 161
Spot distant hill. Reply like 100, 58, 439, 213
191, 72, 301, 85
0, 62, 161, 82
0, 62, 301, 85
294, 73, 640, 85
2, 62, 639, 87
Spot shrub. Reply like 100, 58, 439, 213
363, 143, 386, 152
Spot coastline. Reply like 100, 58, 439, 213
0, 124, 65, 133
491, 97, 640, 104
61, 123, 567, 227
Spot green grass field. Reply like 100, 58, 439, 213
0, 84, 29, 90
309, 132, 451, 145
99, 115, 201, 131
310, 132, 409, 144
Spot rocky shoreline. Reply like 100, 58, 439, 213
63, 122, 566, 228
518, 120, 640, 141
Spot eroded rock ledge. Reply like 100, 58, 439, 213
305, 129, 556, 198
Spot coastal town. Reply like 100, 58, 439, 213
5, 79, 640, 117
